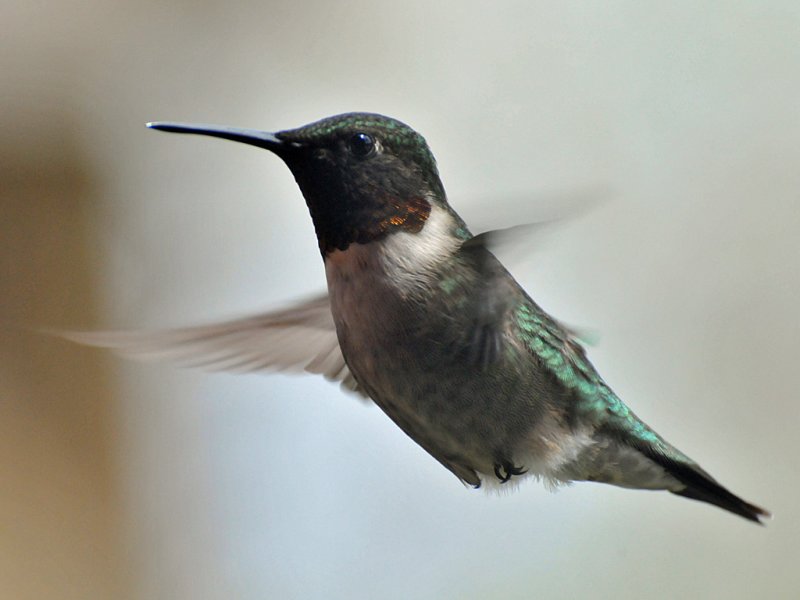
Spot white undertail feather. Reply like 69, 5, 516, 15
477, 423, 681, 493
478, 423, 598, 493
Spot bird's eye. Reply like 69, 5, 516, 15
348, 132, 375, 158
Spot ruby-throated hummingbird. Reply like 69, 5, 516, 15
71, 112, 769, 523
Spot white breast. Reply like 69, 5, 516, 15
324, 203, 460, 301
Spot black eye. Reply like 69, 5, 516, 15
348, 132, 375, 157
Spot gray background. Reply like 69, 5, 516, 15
3, 2, 798, 598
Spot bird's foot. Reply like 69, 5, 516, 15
493, 461, 527, 484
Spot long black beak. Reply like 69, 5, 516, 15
147, 122, 289, 154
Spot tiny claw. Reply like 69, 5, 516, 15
507, 464, 528, 477
494, 461, 527, 484
494, 464, 511, 483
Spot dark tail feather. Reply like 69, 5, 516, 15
653, 452, 770, 524
670, 474, 770, 524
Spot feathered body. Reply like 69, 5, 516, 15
325, 202, 726, 498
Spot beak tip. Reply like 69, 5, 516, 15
146, 122, 179, 132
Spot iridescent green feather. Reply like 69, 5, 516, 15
514, 302, 687, 460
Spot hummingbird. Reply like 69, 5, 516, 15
70, 112, 769, 523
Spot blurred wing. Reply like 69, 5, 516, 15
443, 239, 522, 370
60, 293, 366, 398
465, 225, 600, 347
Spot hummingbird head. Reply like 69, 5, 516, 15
148, 113, 454, 256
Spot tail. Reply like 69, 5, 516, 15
666, 458, 770, 524
641, 444, 771, 524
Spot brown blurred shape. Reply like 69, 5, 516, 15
0, 95, 130, 598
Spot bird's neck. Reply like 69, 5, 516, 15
324, 204, 464, 299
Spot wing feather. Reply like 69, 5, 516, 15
60, 293, 366, 398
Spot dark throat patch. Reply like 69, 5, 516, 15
315, 195, 431, 256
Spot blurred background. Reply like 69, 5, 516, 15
2, 2, 798, 598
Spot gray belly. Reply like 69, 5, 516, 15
333, 300, 555, 483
